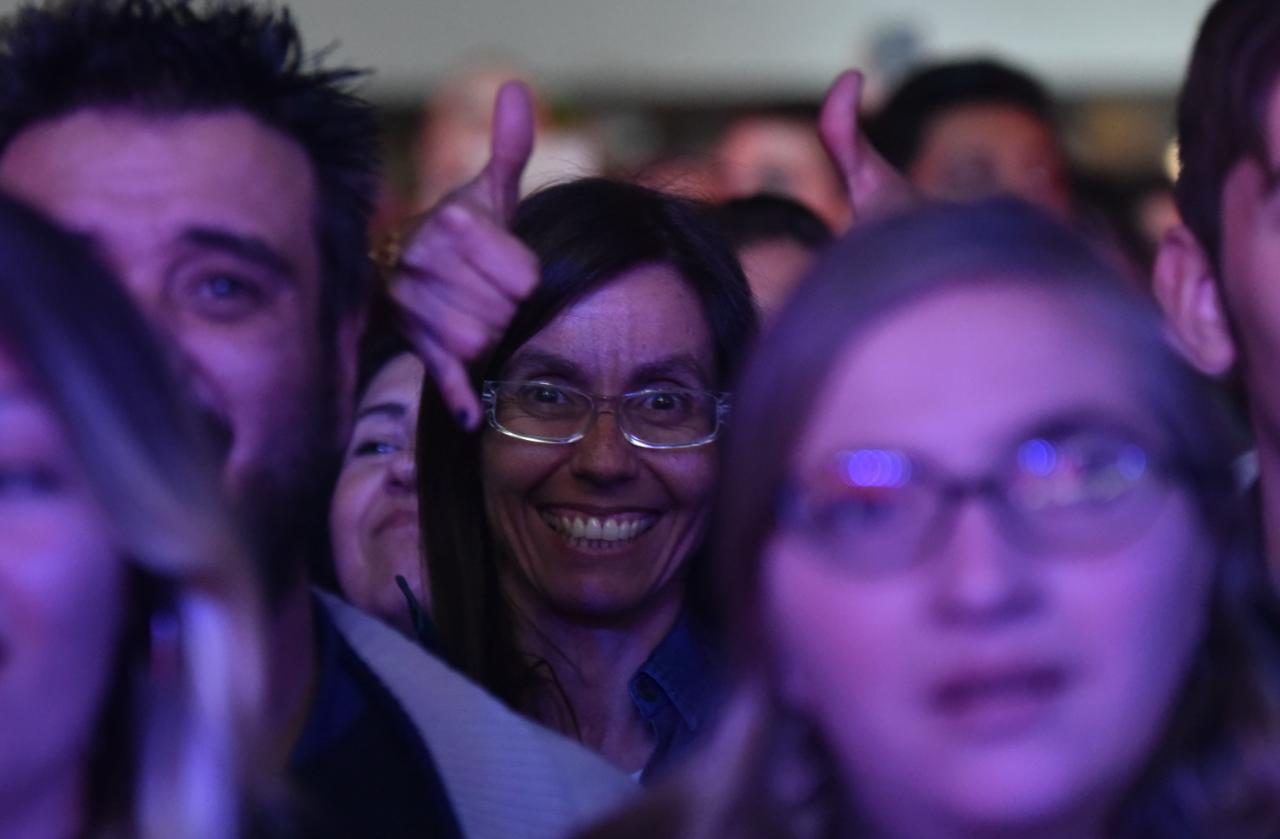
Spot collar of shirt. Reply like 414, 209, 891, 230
629, 611, 724, 780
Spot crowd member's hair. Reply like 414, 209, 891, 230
0, 0, 379, 319
354, 289, 413, 401
0, 190, 264, 837
714, 194, 833, 252
418, 177, 758, 707
868, 58, 1056, 171
585, 200, 1280, 838
1175, 0, 1280, 267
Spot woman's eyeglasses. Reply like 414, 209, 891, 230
779, 424, 1183, 574
482, 379, 729, 449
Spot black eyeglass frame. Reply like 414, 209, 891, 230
776, 425, 1192, 574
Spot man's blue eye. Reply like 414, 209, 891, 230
204, 274, 254, 298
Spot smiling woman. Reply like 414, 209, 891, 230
419, 178, 757, 779
582, 199, 1280, 838
331, 331, 429, 639
0, 189, 263, 839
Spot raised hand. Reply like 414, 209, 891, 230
390, 81, 539, 430
818, 69, 916, 228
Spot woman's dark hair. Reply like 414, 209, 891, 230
584, 199, 1280, 838
418, 177, 757, 706
353, 288, 413, 402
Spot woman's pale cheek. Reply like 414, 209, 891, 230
0, 509, 124, 783
764, 534, 932, 804
1080, 518, 1214, 751
764, 538, 888, 716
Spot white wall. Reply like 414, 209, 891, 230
0, 0, 1214, 100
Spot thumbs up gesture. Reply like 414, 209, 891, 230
819, 70, 916, 228
390, 81, 539, 429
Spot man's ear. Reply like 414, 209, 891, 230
1152, 224, 1237, 376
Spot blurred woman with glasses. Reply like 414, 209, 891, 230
0, 190, 264, 838
418, 178, 757, 779
585, 199, 1280, 836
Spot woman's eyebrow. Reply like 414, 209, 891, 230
629, 355, 710, 385
502, 350, 582, 380
355, 401, 407, 422
1012, 405, 1146, 441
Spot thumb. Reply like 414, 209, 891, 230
476, 80, 536, 224
819, 69, 865, 198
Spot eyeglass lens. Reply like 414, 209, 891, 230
489, 381, 720, 447
790, 429, 1164, 572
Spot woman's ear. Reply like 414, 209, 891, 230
1152, 225, 1238, 376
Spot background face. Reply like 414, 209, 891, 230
481, 264, 717, 624
764, 283, 1211, 836
0, 347, 124, 805
331, 352, 426, 632
1217, 80, 1280, 460
908, 104, 1073, 218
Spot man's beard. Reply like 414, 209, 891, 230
234, 431, 343, 608
201, 371, 344, 609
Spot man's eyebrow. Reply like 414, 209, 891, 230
181, 227, 296, 280
356, 401, 407, 422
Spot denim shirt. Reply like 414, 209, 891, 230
630, 612, 725, 782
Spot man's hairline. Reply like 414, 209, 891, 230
0, 100, 367, 325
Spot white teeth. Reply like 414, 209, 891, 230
543, 511, 654, 544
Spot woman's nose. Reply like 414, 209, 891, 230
386, 446, 417, 491
928, 500, 1042, 626
569, 408, 639, 486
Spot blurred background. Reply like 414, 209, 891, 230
1, 0, 1211, 265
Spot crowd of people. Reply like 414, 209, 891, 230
4, 0, 1280, 837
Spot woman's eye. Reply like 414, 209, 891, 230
515, 383, 571, 407
643, 391, 683, 411
353, 439, 399, 458
820, 489, 903, 528
531, 386, 565, 404
1015, 435, 1150, 509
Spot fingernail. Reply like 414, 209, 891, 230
457, 409, 470, 427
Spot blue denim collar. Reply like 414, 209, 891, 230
629, 611, 724, 778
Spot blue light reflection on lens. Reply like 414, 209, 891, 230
840, 449, 911, 488
1018, 438, 1057, 476
1117, 445, 1148, 480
